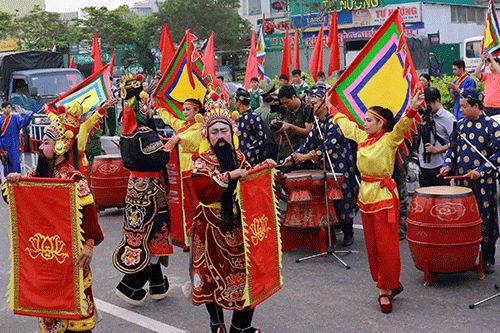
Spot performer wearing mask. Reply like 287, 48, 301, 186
284, 88, 359, 246
113, 74, 172, 306
190, 91, 276, 333
6, 101, 105, 333
328, 91, 425, 313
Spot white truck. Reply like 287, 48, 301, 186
463, 36, 483, 72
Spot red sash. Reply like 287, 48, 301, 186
361, 175, 399, 224
1, 115, 11, 136
456, 73, 470, 89
176, 120, 195, 135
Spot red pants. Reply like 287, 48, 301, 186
361, 208, 401, 290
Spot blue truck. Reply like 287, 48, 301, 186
0, 51, 84, 148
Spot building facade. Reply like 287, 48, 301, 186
0, 0, 45, 15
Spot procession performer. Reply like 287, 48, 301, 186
157, 98, 203, 248
0, 101, 33, 175
328, 90, 425, 314
284, 88, 359, 246
439, 88, 500, 274
190, 91, 277, 333
112, 74, 172, 306
6, 102, 104, 333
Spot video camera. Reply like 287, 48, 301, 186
420, 104, 446, 164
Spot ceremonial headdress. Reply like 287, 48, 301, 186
235, 88, 251, 104
311, 87, 325, 99
44, 102, 85, 155
120, 73, 151, 135
195, 90, 239, 153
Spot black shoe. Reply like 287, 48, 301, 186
115, 281, 147, 306
342, 233, 354, 247
484, 262, 495, 274
149, 275, 169, 300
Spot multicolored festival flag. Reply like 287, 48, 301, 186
483, 0, 500, 56
256, 14, 267, 80
236, 165, 282, 308
4, 178, 86, 319
47, 64, 113, 115
153, 31, 218, 121
328, 8, 421, 156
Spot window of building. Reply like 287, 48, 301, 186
451, 5, 486, 24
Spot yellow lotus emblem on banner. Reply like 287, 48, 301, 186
25, 233, 70, 264
249, 215, 271, 245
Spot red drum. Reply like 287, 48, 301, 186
283, 173, 313, 202
281, 170, 343, 228
91, 154, 130, 209
406, 186, 483, 283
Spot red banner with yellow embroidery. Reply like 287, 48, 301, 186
3, 178, 85, 319
236, 165, 283, 308
166, 145, 188, 248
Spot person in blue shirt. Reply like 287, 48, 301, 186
446, 59, 476, 121
234, 88, 267, 166
0, 101, 32, 175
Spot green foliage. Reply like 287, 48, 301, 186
75, 6, 140, 53
153, 0, 251, 51
12, 6, 70, 51
431, 74, 484, 112
0, 10, 13, 40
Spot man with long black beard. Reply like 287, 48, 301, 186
6, 103, 105, 333
190, 92, 276, 333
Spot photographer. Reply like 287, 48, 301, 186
418, 87, 456, 187
271, 85, 314, 172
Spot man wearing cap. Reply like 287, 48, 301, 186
234, 88, 267, 166
113, 74, 172, 306
190, 92, 277, 333
316, 72, 331, 90
5, 100, 111, 333
255, 83, 280, 161
272, 85, 314, 171
283, 87, 359, 246
440, 88, 500, 274
474, 53, 500, 116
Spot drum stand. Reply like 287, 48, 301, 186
469, 284, 500, 309
295, 115, 351, 269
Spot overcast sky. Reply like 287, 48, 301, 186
45, 0, 137, 13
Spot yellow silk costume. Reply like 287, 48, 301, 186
332, 110, 414, 213
157, 109, 202, 172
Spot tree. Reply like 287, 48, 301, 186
75, 6, 140, 53
12, 6, 70, 51
0, 10, 13, 40
153, 0, 251, 51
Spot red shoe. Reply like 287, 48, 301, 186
390, 282, 404, 300
378, 294, 392, 313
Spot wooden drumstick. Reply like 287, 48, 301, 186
283, 131, 294, 153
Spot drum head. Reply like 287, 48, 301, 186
416, 186, 472, 198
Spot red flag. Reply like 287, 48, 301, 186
293, 29, 300, 70
159, 23, 175, 74
186, 29, 197, 89
108, 49, 116, 77
245, 31, 259, 89
280, 27, 292, 84
69, 56, 75, 69
202, 31, 216, 79
309, 24, 324, 82
328, 10, 341, 76
91, 32, 103, 74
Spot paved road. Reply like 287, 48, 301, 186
1, 196, 500, 333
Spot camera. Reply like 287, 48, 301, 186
269, 121, 283, 131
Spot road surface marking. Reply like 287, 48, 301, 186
95, 298, 186, 333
